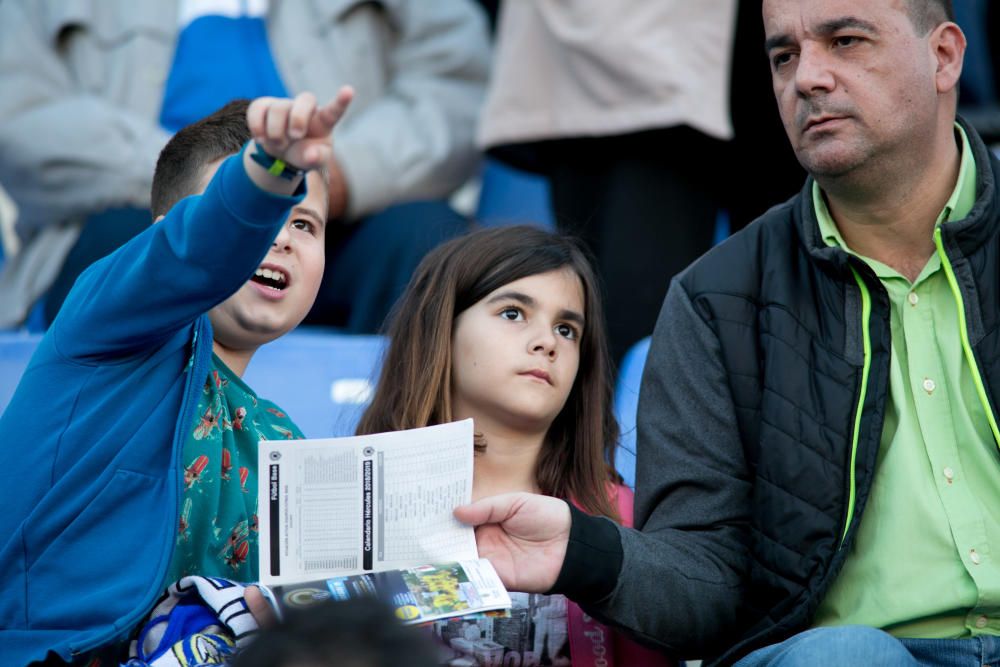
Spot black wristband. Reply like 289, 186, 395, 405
249, 141, 306, 181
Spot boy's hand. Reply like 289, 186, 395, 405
245, 87, 353, 181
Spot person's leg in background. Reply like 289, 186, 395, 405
727, 0, 806, 234
953, 0, 998, 107
304, 201, 469, 333
990, 1, 1000, 97
548, 127, 722, 363
43, 207, 151, 325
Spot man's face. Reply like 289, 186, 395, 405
763, 0, 941, 180
209, 170, 328, 351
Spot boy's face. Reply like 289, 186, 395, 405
208, 169, 328, 351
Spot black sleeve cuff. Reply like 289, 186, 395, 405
549, 504, 623, 603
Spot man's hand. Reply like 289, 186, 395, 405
244, 88, 353, 193
454, 493, 571, 593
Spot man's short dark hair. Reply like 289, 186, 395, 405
905, 0, 955, 34
151, 99, 252, 218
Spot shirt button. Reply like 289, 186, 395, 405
970, 549, 981, 565
922, 378, 936, 394
976, 615, 988, 628
943, 467, 955, 483
908, 292, 919, 306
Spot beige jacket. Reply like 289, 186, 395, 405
0, 0, 489, 326
478, 0, 738, 148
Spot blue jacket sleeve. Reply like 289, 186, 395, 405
51, 150, 305, 361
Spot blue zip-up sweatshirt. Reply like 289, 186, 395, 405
0, 150, 304, 665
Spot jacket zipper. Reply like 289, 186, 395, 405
843, 266, 873, 545
840, 230, 1000, 549
69, 321, 210, 658
934, 227, 1000, 448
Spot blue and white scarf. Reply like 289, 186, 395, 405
125, 576, 258, 667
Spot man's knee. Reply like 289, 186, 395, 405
752, 626, 915, 666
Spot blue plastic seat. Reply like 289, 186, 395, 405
1, 330, 387, 437
0, 332, 42, 416
475, 157, 555, 229
243, 329, 387, 438
613, 336, 651, 489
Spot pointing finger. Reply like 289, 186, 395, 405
309, 86, 354, 137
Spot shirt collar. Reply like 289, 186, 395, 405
814, 123, 979, 252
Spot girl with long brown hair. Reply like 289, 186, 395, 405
357, 225, 672, 666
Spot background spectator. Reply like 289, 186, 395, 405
0, 0, 490, 333
477, 0, 739, 362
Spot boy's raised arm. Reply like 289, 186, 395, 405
244, 90, 352, 196
51, 90, 352, 359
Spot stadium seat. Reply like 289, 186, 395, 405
475, 157, 555, 229
613, 336, 651, 489
243, 329, 387, 438
0, 332, 42, 416
1, 330, 387, 439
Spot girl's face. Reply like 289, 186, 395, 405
450, 268, 585, 435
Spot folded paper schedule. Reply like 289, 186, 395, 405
257, 419, 511, 624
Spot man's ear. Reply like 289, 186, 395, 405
931, 22, 966, 96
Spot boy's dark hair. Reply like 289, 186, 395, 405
231, 598, 440, 667
151, 99, 252, 218
906, 0, 955, 34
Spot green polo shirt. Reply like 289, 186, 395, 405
812, 126, 1000, 637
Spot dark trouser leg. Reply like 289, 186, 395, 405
727, 0, 806, 232
44, 208, 151, 325
304, 200, 469, 333
548, 128, 721, 363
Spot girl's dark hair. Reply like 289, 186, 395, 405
357, 225, 621, 521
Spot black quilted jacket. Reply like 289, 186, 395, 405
556, 119, 1000, 665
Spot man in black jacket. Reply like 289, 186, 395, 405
457, 1, 1000, 665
